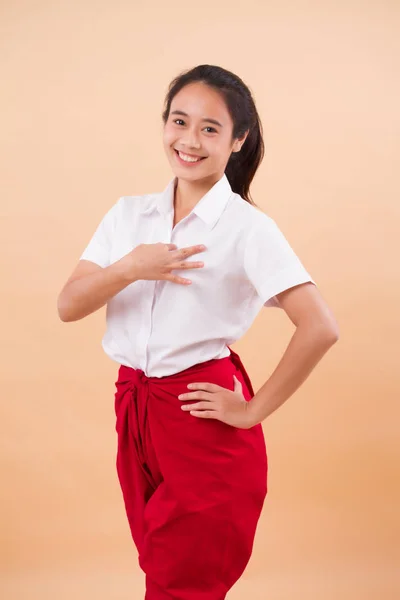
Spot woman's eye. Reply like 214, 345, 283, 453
172, 119, 216, 133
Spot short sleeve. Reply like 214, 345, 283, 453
243, 215, 316, 309
79, 198, 121, 268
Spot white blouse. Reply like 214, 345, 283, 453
80, 173, 316, 377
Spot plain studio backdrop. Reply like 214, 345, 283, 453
1, 1, 399, 599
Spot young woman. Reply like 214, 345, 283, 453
58, 64, 338, 600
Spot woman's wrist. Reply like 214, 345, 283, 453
112, 257, 140, 285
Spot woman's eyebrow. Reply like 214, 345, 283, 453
170, 110, 223, 128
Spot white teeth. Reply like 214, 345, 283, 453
178, 151, 202, 163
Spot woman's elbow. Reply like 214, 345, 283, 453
325, 323, 340, 344
57, 293, 75, 322
315, 319, 340, 345
298, 315, 340, 346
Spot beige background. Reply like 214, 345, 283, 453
1, 1, 399, 598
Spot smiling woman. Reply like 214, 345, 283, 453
58, 63, 337, 600
162, 75, 257, 212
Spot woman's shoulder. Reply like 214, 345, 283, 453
228, 192, 276, 230
116, 192, 155, 214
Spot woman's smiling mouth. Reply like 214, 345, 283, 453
174, 149, 207, 165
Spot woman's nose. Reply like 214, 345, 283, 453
180, 131, 201, 149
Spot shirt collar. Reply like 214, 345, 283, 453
143, 173, 233, 230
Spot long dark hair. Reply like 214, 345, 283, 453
162, 64, 264, 206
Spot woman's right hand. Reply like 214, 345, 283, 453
120, 242, 207, 285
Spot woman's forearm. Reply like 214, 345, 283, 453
247, 324, 339, 426
57, 260, 136, 322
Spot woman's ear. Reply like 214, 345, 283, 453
233, 130, 249, 152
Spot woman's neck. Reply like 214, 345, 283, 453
174, 175, 219, 214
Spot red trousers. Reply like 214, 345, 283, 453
114, 347, 268, 600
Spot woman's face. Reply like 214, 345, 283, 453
163, 81, 247, 184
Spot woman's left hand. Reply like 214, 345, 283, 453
178, 375, 256, 429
